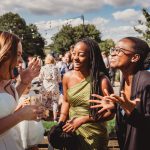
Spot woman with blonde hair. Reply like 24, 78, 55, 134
45, 54, 56, 64
39, 54, 61, 121
0, 31, 44, 150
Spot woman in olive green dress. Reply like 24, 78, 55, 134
59, 38, 115, 150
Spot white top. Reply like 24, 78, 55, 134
0, 88, 24, 150
18, 93, 44, 149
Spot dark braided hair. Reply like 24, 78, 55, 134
77, 38, 109, 120
121, 37, 150, 70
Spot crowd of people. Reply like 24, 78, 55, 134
0, 31, 150, 150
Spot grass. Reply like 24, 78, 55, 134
42, 121, 58, 131
107, 118, 116, 138
43, 119, 116, 135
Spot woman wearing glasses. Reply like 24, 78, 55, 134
90, 37, 150, 150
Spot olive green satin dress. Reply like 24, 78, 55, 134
67, 77, 108, 150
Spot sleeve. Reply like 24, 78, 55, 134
52, 67, 56, 80
57, 69, 61, 83
124, 85, 150, 128
38, 67, 44, 81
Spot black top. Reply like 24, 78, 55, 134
116, 70, 150, 150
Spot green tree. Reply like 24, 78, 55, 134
0, 12, 45, 59
50, 24, 101, 53
50, 25, 75, 53
134, 8, 150, 44
22, 24, 45, 59
74, 24, 101, 42
99, 39, 115, 53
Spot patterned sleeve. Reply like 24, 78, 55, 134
57, 68, 61, 83
53, 66, 61, 82
38, 67, 44, 81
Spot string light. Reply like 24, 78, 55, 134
38, 15, 84, 36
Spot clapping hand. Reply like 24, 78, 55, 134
19, 57, 41, 84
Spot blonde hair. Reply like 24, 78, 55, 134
45, 54, 56, 64
0, 31, 20, 68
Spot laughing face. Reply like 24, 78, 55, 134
2, 41, 23, 80
109, 39, 137, 70
72, 42, 90, 71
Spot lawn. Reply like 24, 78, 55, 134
42, 121, 58, 131
43, 118, 116, 138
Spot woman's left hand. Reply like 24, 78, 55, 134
19, 57, 41, 84
63, 117, 83, 132
106, 91, 140, 115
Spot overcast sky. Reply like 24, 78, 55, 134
0, 0, 150, 44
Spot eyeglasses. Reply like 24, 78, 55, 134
110, 47, 135, 55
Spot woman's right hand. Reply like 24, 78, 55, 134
89, 89, 116, 121
16, 105, 45, 121
15, 99, 30, 111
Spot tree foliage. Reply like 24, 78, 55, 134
99, 39, 115, 53
134, 8, 150, 44
50, 24, 101, 53
22, 24, 45, 59
0, 12, 45, 59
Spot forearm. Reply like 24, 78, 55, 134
59, 101, 70, 122
79, 115, 95, 124
0, 112, 23, 134
16, 80, 29, 98
79, 112, 115, 124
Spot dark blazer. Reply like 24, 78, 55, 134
116, 70, 150, 150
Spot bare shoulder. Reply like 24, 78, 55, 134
63, 70, 75, 90
63, 70, 74, 79
100, 75, 113, 94
63, 70, 74, 85
100, 75, 110, 85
